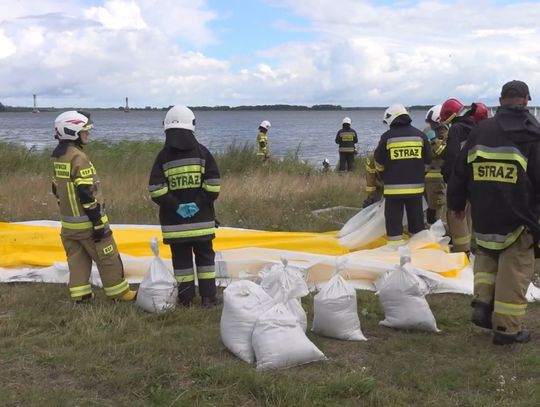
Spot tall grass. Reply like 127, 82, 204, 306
0, 141, 367, 230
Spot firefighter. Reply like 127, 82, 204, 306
148, 105, 221, 307
256, 120, 271, 162
335, 117, 358, 171
362, 153, 383, 208
424, 104, 448, 225
448, 80, 539, 345
51, 111, 136, 302
440, 98, 476, 253
374, 104, 432, 244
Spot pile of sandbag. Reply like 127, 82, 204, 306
220, 259, 325, 370
136, 238, 177, 313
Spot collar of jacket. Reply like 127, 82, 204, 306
51, 141, 81, 158
495, 105, 540, 143
390, 114, 412, 127
165, 128, 198, 150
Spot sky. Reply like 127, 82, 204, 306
1, 0, 540, 108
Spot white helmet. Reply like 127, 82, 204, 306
54, 110, 93, 141
383, 104, 409, 126
259, 120, 271, 130
342, 117, 352, 125
425, 104, 442, 124
164, 105, 195, 131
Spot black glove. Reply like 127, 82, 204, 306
92, 222, 110, 241
362, 197, 375, 209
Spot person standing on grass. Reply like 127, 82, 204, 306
257, 120, 271, 162
448, 80, 540, 345
51, 111, 137, 302
374, 104, 432, 244
148, 105, 221, 307
335, 117, 358, 172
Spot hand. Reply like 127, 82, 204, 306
452, 210, 465, 220
92, 222, 107, 241
362, 197, 375, 209
177, 202, 199, 218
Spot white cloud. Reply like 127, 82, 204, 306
2, 0, 540, 107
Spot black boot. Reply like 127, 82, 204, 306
201, 296, 221, 308
471, 300, 493, 329
493, 329, 531, 345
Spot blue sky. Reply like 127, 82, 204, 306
1, 0, 540, 107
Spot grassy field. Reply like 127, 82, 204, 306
1, 141, 540, 406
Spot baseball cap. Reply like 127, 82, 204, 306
501, 80, 531, 100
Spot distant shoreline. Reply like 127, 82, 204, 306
0, 104, 436, 113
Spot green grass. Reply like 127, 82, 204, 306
0, 287, 539, 406
1, 140, 540, 406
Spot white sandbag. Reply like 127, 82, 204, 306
259, 259, 309, 331
375, 247, 440, 332
220, 280, 275, 363
136, 238, 177, 313
252, 303, 326, 371
312, 273, 367, 341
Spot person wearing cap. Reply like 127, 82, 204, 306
335, 117, 358, 172
448, 80, 540, 345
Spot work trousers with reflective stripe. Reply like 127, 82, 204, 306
425, 178, 446, 225
61, 234, 128, 299
447, 201, 471, 252
170, 240, 216, 305
473, 229, 534, 335
384, 195, 424, 242
338, 152, 355, 172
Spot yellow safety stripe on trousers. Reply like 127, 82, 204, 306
425, 171, 443, 179
197, 271, 216, 280
365, 186, 377, 192
386, 141, 423, 150
452, 234, 471, 245
164, 164, 205, 177
374, 161, 384, 171
175, 274, 195, 283
474, 272, 496, 286
61, 215, 109, 230
163, 227, 215, 239
66, 182, 80, 217
69, 284, 92, 298
339, 147, 355, 152
103, 279, 129, 297
384, 184, 424, 195
149, 186, 168, 198
467, 145, 528, 171
475, 226, 524, 251
365, 165, 377, 174
494, 300, 527, 316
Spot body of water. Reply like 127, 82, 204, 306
0, 109, 430, 167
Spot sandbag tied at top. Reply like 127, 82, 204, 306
220, 280, 275, 363
375, 247, 440, 333
259, 258, 309, 331
252, 302, 326, 371
312, 260, 367, 341
136, 238, 177, 313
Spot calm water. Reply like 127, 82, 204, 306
0, 109, 429, 167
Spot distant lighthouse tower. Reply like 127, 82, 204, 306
32, 94, 40, 113
124, 97, 130, 113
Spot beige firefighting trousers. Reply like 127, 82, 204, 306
61, 234, 129, 300
473, 229, 535, 335
425, 178, 446, 223
447, 201, 471, 252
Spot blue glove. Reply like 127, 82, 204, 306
426, 130, 436, 140
177, 202, 199, 218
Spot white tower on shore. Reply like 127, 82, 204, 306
32, 94, 39, 113
124, 97, 130, 112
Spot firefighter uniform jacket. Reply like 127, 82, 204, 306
448, 106, 540, 251
335, 127, 358, 153
51, 141, 109, 239
374, 115, 432, 197
149, 129, 220, 245
257, 131, 269, 157
441, 116, 475, 182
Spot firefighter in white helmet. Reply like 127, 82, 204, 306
257, 120, 271, 162
51, 111, 137, 302
148, 105, 221, 307
335, 117, 358, 171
